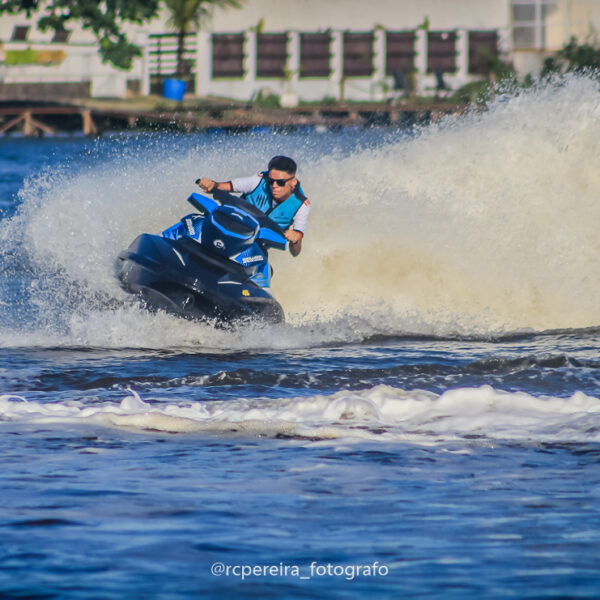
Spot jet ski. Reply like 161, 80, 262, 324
117, 189, 287, 324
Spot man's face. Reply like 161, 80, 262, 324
266, 169, 297, 202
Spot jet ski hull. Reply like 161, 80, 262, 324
117, 234, 284, 324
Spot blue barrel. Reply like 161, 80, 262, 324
162, 78, 187, 101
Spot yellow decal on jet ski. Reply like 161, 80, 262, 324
242, 289, 250, 296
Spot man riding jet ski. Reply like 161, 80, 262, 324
117, 156, 310, 324
196, 155, 310, 257
117, 189, 288, 323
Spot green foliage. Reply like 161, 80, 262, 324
541, 56, 561, 78
320, 96, 338, 106
542, 37, 600, 76
0, 0, 161, 69
452, 80, 491, 104
250, 18, 265, 34
164, 0, 243, 76
477, 48, 516, 81
4, 48, 38, 65
452, 49, 518, 105
4, 47, 66, 65
0, 0, 243, 72
164, 0, 241, 34
417, 16, 430, 31
252, 90, 280, 108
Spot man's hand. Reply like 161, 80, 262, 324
285, 229, 303, 256
284, 229, 303, 244
197, 177, 215, 192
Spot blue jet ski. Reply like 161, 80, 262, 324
117, 189, 287, 324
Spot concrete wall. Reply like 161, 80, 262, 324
0, 81, 90, 102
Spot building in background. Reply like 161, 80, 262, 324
511, 0, 600, 73
0, 0, 599, 102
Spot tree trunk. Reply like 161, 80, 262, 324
176, 28, 185, 78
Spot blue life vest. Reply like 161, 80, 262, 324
242, 173, 307, 230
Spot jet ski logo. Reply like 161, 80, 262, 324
242, 255, 263, 264
185, 218, 195, 236
213, 239, 225, 249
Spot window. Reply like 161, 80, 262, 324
512, 2, 538, 47
468, 31, 499, 74
11, 26, 30, 41
513, 25, 537, 47
513, 4, 536, 20
52, 29, 71, 43
256, 33, 287, 78
212, 33, 244, 78
385, 31, 416, 76
343, 32, 374, 77
427, 31, 457, 73
512, 0, 560, 49
299, 32, 331, 78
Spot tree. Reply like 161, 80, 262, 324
0, 0, 161, 69
0, 0, 244, 72
163, 0, 243, 78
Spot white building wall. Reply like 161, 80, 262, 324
201, 0, 510, 102
208, 0, 508, 31
0, 0, 510, 99
2, 0, 599, 99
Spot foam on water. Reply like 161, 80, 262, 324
284, 75, 600, 335
1, 75, 599, 348
1, 385, 599, 445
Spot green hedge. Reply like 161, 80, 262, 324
4, 48, 66, 66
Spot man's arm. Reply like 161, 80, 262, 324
198, 175, 262, 195
285, 229, 303, 256
196, 178, 232, 193
285, 200, 310, 256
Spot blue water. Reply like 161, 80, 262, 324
1, 78, 600, 599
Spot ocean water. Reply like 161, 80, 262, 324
0, 76, 599, 599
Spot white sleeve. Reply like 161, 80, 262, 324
230, 174, 262, 195
291, 200, 311, 234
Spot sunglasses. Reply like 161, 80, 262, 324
266, 175, 294, 187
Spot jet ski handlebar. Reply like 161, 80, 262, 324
186, 189, 287, 251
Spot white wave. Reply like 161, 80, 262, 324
1, 385, 599, 445
1, 75, 599, 348
275, 75, 600, 334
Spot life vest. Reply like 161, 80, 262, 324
242, 173, 307, 230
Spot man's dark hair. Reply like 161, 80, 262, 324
268, 155, 297, 175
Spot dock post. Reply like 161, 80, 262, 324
82, 109, 98, 136
23, 111, 34, 136
23, 111, 56, 136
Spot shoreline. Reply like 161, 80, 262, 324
0, 95, 467, 137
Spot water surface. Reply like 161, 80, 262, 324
1, 77, 600, 599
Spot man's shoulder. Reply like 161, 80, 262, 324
231, 173, 263, 194
295, 182, 309, 202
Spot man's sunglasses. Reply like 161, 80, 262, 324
266, 175, 294, 187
